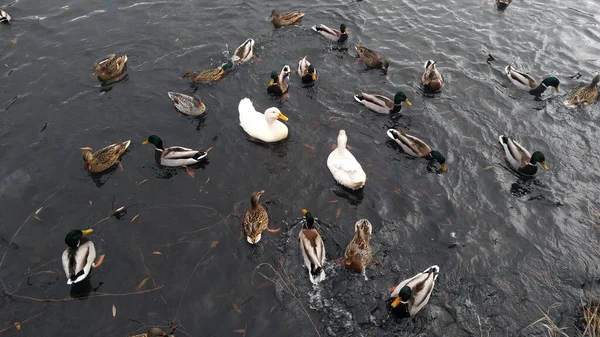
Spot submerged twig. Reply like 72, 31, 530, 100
172, 249, 211, 323
0, 307, 50, 333
5, 286, 164, 302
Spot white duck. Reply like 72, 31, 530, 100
238, 98, 289, 142
390, 265, 439, 317
327, 130, 366, 189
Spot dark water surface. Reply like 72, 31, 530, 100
1, 0, 600, 336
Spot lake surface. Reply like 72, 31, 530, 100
1, 0, 600, 336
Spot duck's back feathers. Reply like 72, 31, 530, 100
233, 38, 254, 64
167, 92, 206, 116
568, 74, 600, 106
354, 93, 394, 114
505, 65, 538, 90
387, 129, 431, 157
390, 265, 439, 317
62, 240, 96, 284
299, 228, 326, 283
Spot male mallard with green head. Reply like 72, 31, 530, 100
142, 135, 207, 177
498, 135, 548, 176
299, 209, 326, 284
505, 65, 560, 96
62, 229, 96, 284
568, 73, 599, 106
181, 62, 233, 83
81, 140, 131, 174
354, 91, 411, 114
267, 65, 291, 96
355, 44, 389, 74
390, 265, 439, 317
344, 219, 373, 280
93, 54, 128, 81
297, 56, 317, 84
311, 23, 348, 43
270, 9, 304, 26
387, 128, 447, 172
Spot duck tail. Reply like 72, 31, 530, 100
504, 66, 512, 75
353, 94, 364, 103
498, 135, 508, 144
386, 129, 399, 140
311, 25, 318, 32
123, 140, 131, 150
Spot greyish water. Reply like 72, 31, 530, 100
1, 0, 599, 335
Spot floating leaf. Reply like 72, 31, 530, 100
138, 179, 148, 185
269, 305, 276, 314
233, 303, 242, 313
135, 277, 149, 291
328, 199, 338, 203
89, 200, 93, 205
210, 240, 219, 249
131, 213, 140, 223
481, 165, 493, 171
335, 206, 342, 219
112, 304, 116, 317
33, 216, 41, 221
11, 39, 17, 45
4, 64, 8, 67
233, 329, 246, 334
94, 254, 105, 267
304, 143, 315, 150
152, 251, 162, 255
205, 177, 210, 184
14, 322, 21, 330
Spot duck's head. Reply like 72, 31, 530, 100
194, 95, 205, 110
270, 9, 280, 19
219, 61, 233, 75
269, 71, 279, 85
250, 190, 265, 207
430, 150, 447, 172
391, 286, 411, 308
65, 229, 93, 248
591, 73, 600, 87
81, 150, 94, 170
394, 92, 412, 107
541, 77, 560, 92
355, 218, 372, 236
180, 70, 195, 80
302, 209, 315, 229
340, 23, 349, 35
308, 65, 317, 81
530, 151, 548, 170
265, 107, 288, 122
142, 135, 164, 149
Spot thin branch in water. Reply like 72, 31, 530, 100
134, 232, 167, 306
172, 249, 211, 323
5, 285, 164, 302
0, 307, 51, 333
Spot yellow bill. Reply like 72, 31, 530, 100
440, 163, 447, 172
391, 297, 402, 308
302, 209, 308, 215
142, 140, 149, 145
554, 87, 560, 93
80, 147, 93, 151
82, 229, 93, 235
312, 73, 317, 81
404, 99, 412, 106
218, 69, 224, 75
269, 78, 275, 86
278, 112, 289, 121
541, 161, 549, 170
344, 28, 349, 34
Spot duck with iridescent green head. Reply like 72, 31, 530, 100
498, 135, 548, 176
390, 265, 439, 317
386, 128, 447, 172
505, 65, 560, 96
354, 91, 411, 114
62, 229, 96, 285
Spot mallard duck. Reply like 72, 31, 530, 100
505, 65, 560, 95
311, 23, 348, 43
181, 62, 233, 83
242, 190, 280, 244
422, 60, 444, 92
270, 9, 304, 26
297, 56, 317, 84
167, 92, 206, 116
355, 44, 389, 74
238, 98, 288, 142
390, 265, 440, 317
568, 73, 599, 106
498, 135, 548, 176
0, 9, 11, 23
62, 229, 96, 284
299, 209, 326, 284
344, 219, 373, 280
327, 130, 366, 189
232, 38, 255, 64
93, 54, 128, 81
354, 91, 411, 114
387, 128, 447, 172
131, 328, 170, 337
496, 0, 511, 10
81, 140, 131, 174
142, 135, 207, 173
267, 65, 291, 95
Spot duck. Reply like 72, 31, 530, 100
242, 190, 280, 244
390, 265, 440, 317
297, 56, 317, 84
181, 61, 233, 83
387, 128, 447, 172
167, 92, 206, 116
496, 0, 511, 10
422, 60, 444, 92
0, 9, 11, 23
270, 9, 304, 26
238, 98, 288, 142
267, 65, 291, 95
62, 229, 96, 284
311, 23, 348, 43
299, 209, 326, 284
344, 219, 373, 280
130, 328, 171, 337
327, 130, 366, 189
142, 135, 207, 176
355, 44, 389, 74
498, 135, 548, 176
81, 140, 131, 174
504, 65, 560, 95
93, 54, 128, 81
568, 73, 599, 106
232, 38, 255, 64
353, 91, 412, 114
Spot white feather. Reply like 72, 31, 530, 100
238, 98, 288, 142
62, 241, 96, 284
